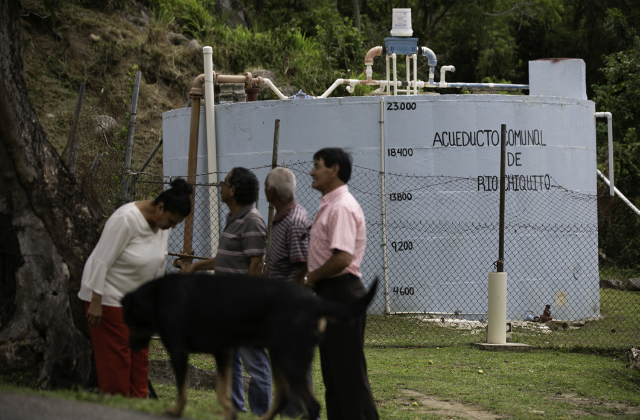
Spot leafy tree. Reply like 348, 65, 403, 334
592, 19, 640, 269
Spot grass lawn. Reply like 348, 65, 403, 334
2, 285, 640, 419
3, 342, 640, 419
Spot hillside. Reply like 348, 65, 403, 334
20, 0, 208, 180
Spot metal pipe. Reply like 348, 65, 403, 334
263, 79, 290, 100
447, 82, 529, 91
364, 46, 383, 81
498, 124, 506, 272
405, 55, 410, 95
137, 136, 163, 173
319, 79, 344, 99
129, 135, 164, 202
121, 71, 141, 204
392, 53, 397, 96
364, 46, 383, 65
597, 170, 640, 216
168, 252, 209, 261
439, 65, 455, 88
380, 98, 390, 314
385, 55, 390, 95
595, 112, 614, 196
183, 95, 200, 257
388, 311, 488, 316
263, 119, 280, 275
215, 74, 248, 84
419, 47, 437, 85
203, 47, 220, 259
413, 54, 418, 95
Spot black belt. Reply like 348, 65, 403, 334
315, 273, 360, 291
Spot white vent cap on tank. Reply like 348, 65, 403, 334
390, 8, 413, 37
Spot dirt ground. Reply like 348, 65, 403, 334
397, 388, 640, 419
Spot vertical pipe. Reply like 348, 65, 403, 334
607, 115, 614, 196
392, 53, 397, 96
137, 136, 163, 174
380, 98, 390, 314
385, 55, 390, 95
487, 272, 507, 344
487, 124, 508, 344
129, 135, 163, 202
66, 83, 85, 174
498, 124, 506, 273
121, 71, 141, 204
405, 55, 410, 95
263, 119, 280, 274
203, 47, 220, 259
413, 54, 418, 95
594, 112, 614, 195
183, 98, 201, 256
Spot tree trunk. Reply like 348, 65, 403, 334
0, 0, 100, 389
353, 0, 361, 31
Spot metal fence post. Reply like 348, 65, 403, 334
121, 70, 141, 204
263, 119, 280, 274
129, 135, 163, 201
498, 123, 506, 272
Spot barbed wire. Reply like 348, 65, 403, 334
125, 161, 636, 350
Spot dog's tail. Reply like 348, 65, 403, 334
317, 277, 379, 321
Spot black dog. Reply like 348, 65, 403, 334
121, 273, 378, 420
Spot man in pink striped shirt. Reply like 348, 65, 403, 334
300, 148, 378, 420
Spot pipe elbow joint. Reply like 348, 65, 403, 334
364, 46, 383, 65
440, 66, 456, 87
189, 74, 205, 99
346, 80, 358, 94
420, 47, 438, 67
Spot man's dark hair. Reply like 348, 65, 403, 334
313, 147, 352, 184
229, 167, 259, 206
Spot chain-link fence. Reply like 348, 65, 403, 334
131, 161, 639, 351
64, 80, 164, 221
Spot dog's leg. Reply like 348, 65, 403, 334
164, 352, 189, 417
257, 364, 288, 420
292, 377, 320, 420
285, 369, 320, 420
214, 350, 237, 420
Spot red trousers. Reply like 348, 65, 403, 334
85, 302, 149, 398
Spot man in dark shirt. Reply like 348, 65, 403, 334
181, 167, 271, 416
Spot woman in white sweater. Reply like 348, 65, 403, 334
78, 178, 192, 397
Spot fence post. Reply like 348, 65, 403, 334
380, 98, 390, 314
263, 119, 280, 274
65, 83, 85, 174
129, 135, 163, 201
487, 123, 508, 344
121, 70, 141, 204
498, 123, 506, 273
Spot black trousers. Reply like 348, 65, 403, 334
315, 274, 379, 420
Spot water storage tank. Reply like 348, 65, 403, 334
163, 58, 599, 321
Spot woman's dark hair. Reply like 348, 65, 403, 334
153, 178, 193, 217
229, 167, 259, 206
313, 147, 352, 183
